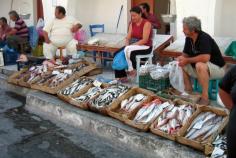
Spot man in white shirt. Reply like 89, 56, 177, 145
43, 6, 82, 60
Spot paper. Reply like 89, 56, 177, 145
52, 70, 60, 75
93, 80, 102, 87
64, 69, 72, 75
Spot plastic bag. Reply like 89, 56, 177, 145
74, 29, 87, 44
112, 49, 128, 70
169, 61, 186, 93
36, 18, 44, 29
225, 41, 236, 59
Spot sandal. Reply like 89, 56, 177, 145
197, 97, 210, 105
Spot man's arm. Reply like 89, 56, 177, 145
6, 28, 17, 36
43, 31, 51, 44
178, 54, 210, 67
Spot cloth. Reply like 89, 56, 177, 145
131, 19, 152, 46
183, 62, 225, 79
43, 16, 81, 59
6, 35, 30, 53
14, 18, 28, 38
43, 39, 78, 59
114, 46, 152, 78
0, 24, 11, 40
219, 66, 236, 158
124, 45, 150, 71
146, 13, 161, 29
183, 31, 225, 68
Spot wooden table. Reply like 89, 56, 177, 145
161, 37, 236, 64
77, 33, 174, 61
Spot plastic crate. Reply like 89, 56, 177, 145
139, 74, 170, 92
3, 48, 18, 65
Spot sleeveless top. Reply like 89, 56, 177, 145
131, 19, 152, 46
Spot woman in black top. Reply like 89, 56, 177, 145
219, 66, 236, 158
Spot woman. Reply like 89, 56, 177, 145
219, 66, 236, 158
114, 6, 152, 82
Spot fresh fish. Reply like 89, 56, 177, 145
74, 86, 102, 102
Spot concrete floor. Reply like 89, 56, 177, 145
0, 89, 147, 158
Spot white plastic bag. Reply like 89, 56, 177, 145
169, 61, 186, 93
36, 18, 44, 29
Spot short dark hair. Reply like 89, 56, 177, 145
130, 6, 142, 15
9, 10, 20, 19
56, 6, 66, 15
139, 3, 150, 13
0, 17, 7, 23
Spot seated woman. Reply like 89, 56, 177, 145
0, 17, 11, 45
114, 6, 152, 82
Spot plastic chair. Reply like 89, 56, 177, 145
89, 24, 109, 66
193, 78, 220, 100
136, 29, 157, 83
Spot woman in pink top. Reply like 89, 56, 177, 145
114, 6, 152, 82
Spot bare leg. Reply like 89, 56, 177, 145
182, 68, 193, 92
195, 62, 209, 100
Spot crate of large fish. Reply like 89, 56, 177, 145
57, 77, 95, 104
124, 96, 170, 132
139, 74, 170, 92
87, 84, 130, 115
107, 87, 155, 122
176, 106, 229, 154
149, 99, 199, 141
31, 61, 96, 94
7, 68, 29, 85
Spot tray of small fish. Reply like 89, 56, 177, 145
107, 87, 155, 122
124, 96, 170, 132
150, 99, 198, 141
18, 65, 51, 88
176, 105, 229, 153
31, 61, 96, 94
69, 82, 110, 110
7, 68, 30, 85
88, 84, 130, 115
57, 77, 94, 102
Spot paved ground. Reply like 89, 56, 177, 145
0, 89, 146, 158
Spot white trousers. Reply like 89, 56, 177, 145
43, 39, 78, 59
124, 45, 150, 71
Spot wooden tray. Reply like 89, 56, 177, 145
176, 106, 229, 154
107, 87, 155, 122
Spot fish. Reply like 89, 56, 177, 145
89, 84, 129, 109
74, 86, 103, 102
185, 112, 224, 142
121, 94, 146, 112
60, 78, 94, 96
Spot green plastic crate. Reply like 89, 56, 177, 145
139, 74, 170, 92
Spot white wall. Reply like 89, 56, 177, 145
175, 0, 216, 38
0, 0, 36, 26
67, 0, 130, 37
214, 0, 236, 38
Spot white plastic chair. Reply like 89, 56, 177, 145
135, 29, 156, 83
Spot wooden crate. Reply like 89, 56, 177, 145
176, 106, 229, 154
7, 68, 28, 85
107, 87, 155, 122
149, 99, 199, 141
123, 96, 169, 132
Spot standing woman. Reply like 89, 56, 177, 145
114, 6, 152, 82
219, 66, 236, 158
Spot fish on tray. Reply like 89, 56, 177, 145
60, 78, 94, 96
184, 112, 224, 143
154, 104, 195, 134
133, 99, 169, 124
120, 94, 147, 112
73, 86, 103, 103
89, 84, 129, 109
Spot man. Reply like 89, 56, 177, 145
43, 6, 82, 61
139, 3, 161, 29
0, 17, 11, 42
7, 10, 30, 62
178, 16, 225, 105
